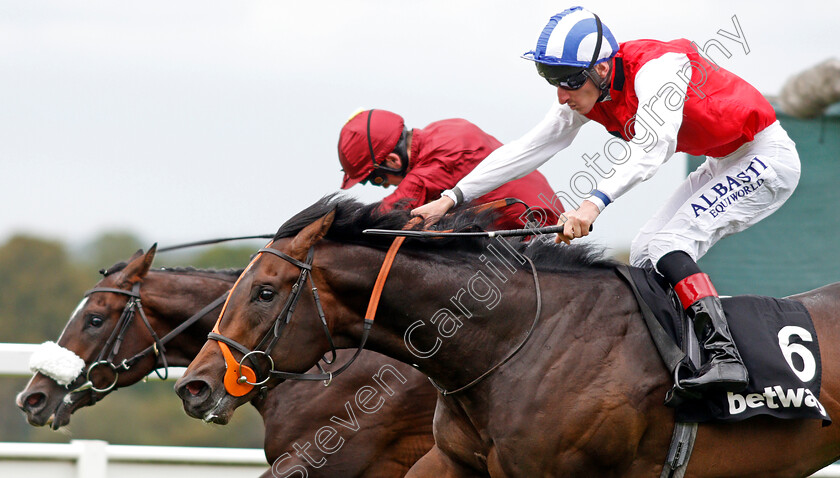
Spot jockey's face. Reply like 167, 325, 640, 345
554, 62, 609, 115
555, 76, 600, 114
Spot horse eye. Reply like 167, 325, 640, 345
258, 289, 275, 302
88, 315, 104, 327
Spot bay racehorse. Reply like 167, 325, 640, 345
176, 196, 840, 477
16, 246, 435, 477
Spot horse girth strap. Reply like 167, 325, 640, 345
208, 237, 404, 395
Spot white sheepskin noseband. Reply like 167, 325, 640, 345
29, 341, 86, 387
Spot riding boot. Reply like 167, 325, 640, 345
679, 295, 748, 393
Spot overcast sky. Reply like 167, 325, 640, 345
1, 0, 837, 254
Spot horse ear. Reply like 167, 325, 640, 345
289, 210, 336, 259
117, 244, 157, 287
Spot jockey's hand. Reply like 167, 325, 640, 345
411, 196, 455, 227
556, 200, 600, 245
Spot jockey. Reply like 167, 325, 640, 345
338, 108, 562, 229
413, 7, 801, 394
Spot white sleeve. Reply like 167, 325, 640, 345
455, 102, 588, 203
593, 52, 689, 204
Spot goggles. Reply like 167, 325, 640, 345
362, 170, 388, 186
538, 65, 592, 90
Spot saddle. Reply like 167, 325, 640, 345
616, 265, 830, 425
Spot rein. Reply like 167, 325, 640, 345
66, 284, 229, 398
428, 253, 543, 395
207, 239, 404, 397
157, 234, 274, 253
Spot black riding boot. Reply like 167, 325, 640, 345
679, 295, 748, 393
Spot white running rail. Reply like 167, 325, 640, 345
0, 440, 267, 478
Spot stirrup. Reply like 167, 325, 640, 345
665, 362, 701, 408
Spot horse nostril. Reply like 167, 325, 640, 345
185, 380, 208, 397
23, 392, 46, 411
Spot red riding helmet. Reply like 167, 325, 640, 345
337, 109, 405, 189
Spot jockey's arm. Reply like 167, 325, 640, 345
412, 103, 586, 223
589, 52, 689, 208
559, 52, 690, 243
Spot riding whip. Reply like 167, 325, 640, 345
363, 223, 591, 239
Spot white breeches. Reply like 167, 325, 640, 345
630, 121, 801, 269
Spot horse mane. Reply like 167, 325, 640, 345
100, 262, 242, 279
274, 194, 618, 273
156, 266, 244, 277
100, 262, 128, 276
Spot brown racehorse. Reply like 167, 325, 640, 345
176, 196, 840, 477
16, 247, 435, 477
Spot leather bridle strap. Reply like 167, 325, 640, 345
67, 283, 157, 397
251, 248, 315, 354
270, 235, 407, 381
85, 287, 141, 297
120, 291, 230, 377
257, 247, 337, 365
208, 236, 406, 395
87, 283, 142, 367
256, 247, 312, 271
68, 283, 230, 397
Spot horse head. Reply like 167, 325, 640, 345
16, 245, 235, 429
16, 246, 156, 428
175, 211, 348, 424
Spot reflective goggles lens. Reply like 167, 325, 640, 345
363, 170, 387, 186
543, 69, 590, 90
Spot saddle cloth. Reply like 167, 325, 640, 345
619, 266, 831, 425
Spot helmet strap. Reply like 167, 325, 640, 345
587, 14, 603, 70
587, 14, 612, 102
366, 110, 409, 186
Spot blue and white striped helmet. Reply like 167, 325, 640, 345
522, 6, 619, 67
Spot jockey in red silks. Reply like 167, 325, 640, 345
413, 6, 801, 395
337, 109, 562, 229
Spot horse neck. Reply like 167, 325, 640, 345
319, 239, 566, 392
140, 270, 236, 366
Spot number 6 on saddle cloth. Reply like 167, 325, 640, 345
618, 266, 830, 424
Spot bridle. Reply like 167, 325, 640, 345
65, 282, 229, 399
207, 231, 543, 398
207, 238, 403, 397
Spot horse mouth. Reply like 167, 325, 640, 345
48, 399, 77, 430
201, 396, 236, 425
44, 389, 95, 430
202, 413, 228, 425
23, 410, 51, 428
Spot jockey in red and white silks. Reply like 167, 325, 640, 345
413, 6, 801, 395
